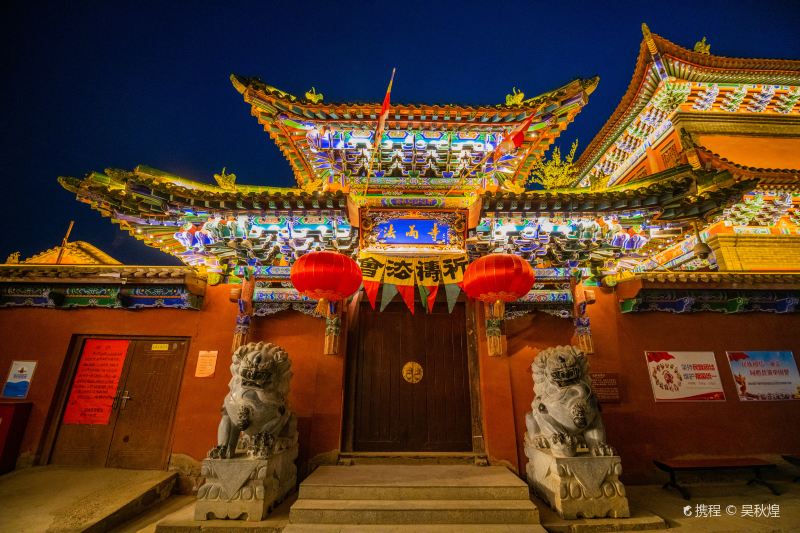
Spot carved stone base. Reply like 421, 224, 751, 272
194, 444, 298, 521
525, 447, 629, 520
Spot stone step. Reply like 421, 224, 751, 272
299, 465, 530, 500
289, 499, 540, 525
300, 484, 529, 500
337, 452, 487, 466
283, 524, 548, 532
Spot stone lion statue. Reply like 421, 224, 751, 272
524, 345, 614, 457
209, 341, 296, 459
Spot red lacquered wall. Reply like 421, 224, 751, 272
476, 286, 800, 483
0, 284, 342, 478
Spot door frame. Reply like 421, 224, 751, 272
42, 334, 190, 469
341, 297, 485, 454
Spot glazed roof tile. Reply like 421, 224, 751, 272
634, 271, 800, 285
481, 165, 757, 221
0, 264, 205, 292
20, 241, 121, 265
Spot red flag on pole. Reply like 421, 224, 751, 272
374, 68, 396, 148
493, 113, 534, 160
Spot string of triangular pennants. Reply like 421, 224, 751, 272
358, 253, 469, 314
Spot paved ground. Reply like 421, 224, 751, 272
0, 465, 175, 533
118, 494, 295, 532
2, 464, 797, 532
112, 495, 196, 533
628, 480, 800, 532
113, 478, 800, 532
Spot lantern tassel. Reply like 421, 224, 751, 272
492, 299, 505, 319
315, 297, 330, 318
324, 303, 342, 355
574, 316, 594, 354
485, 315, 504, 357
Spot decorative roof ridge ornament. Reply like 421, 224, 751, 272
641, 23, 668, 81
694, 36, 711, 55
305, 87, 324, 104
213, 168, 237, 190
641, 23, 658, 56
230, 74, 299, 102
505, 87, 525, 106
506, 80, 599, 108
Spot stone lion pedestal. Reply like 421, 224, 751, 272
195, 445, 297, 521
195, 341, 299, 521
525, 447, 629, 519
523, 345, 630, 519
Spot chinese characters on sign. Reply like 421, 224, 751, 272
376, 219, 450, 245
590, 373, 621, 403
645, 351, 725, 401
440, 256, 468, 283
62, 339, 130, 425
359, 253, 468, 287
384, 258, 416, 286
195, 350, 218, 378
359, 255, 386, 282
726, 351, 800, 401
416, 259, 442, 285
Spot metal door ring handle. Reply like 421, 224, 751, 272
120, 391, 132, 409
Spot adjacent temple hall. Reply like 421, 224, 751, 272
0, 24, 798, 527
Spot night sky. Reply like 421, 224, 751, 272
2, 1, 799, 265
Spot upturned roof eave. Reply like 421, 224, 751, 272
232, 74, 598, 189
58, 166, 325, 201
230, 73, 599, 116
576, 29, 800, 178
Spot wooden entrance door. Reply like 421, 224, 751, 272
352, 302, 472, 452
50, 337, 187, 469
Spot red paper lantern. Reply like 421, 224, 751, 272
463, 253, 535, 303
290, 251, 362, 302
291, 251, 362, 355
463, 254, 535, 357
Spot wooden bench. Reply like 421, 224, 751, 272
783, 454, 800, 482
654, 458, 780, 500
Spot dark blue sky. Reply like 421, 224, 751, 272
2, 1, 799, 265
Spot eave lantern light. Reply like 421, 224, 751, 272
463, 254, 535, 357
290, 251, 362, 355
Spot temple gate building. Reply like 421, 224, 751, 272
1, 25, 799, 497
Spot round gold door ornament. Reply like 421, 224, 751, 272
402, 361, 423, 384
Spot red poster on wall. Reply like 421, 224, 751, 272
62, 339, 130, 425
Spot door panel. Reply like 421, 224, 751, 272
353, 302, 471, 451
106, 340, 187, 469
50, 339, 132, 467
51, 337, 187, 470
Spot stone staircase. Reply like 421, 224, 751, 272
283, 464, 545, 532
